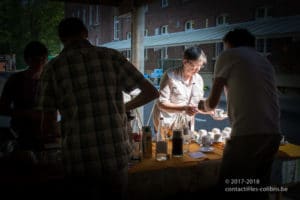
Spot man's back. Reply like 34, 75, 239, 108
215, 47, 280, 136
40, 39, 146, 175
35, 17, 159, 200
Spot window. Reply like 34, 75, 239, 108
122, 50, 131, 60
145, 49, 148, 60
256, 39, 264, 52
155, 28, 160, 35
95, 36, 99, 46
216, 14, 228, 25
161, 47, 168, 59
161, 0, 168, 8
82, 9, 86, 24
77, 10, 80, 18
113, 16, 120, 40
185, 20, 194, 31
255, 6, 271, 19
205, 18, 209, 28
144, 29, 148, 36
95, 5, 100, 25
256, 38, 271, 55
126, 50, 131, 60
82, 9, 87, 23
215, 42, 224, 57
89, 6, 93, 25
161, 25, 168, 34
126, 32, 131, 39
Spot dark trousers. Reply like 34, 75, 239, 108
218, 134, 281, 200
65, 165, 128, 200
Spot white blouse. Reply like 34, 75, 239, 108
154, 68, 205, 131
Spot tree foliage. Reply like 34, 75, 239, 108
0, 0, 64, 69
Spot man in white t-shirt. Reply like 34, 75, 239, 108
198, 28, 281, 199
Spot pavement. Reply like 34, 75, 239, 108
143, 90, 300, 145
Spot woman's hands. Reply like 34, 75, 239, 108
184, 105, 214, 116
184, 105, 199, 116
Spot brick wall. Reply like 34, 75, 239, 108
65, 0, 300, 73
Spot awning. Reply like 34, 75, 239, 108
101, 15, 300, 51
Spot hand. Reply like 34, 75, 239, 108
184, 105, 198, 116
197, 100, 205, 111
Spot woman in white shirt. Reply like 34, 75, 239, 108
153, 46, 211, 132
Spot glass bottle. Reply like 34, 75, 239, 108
182, 120, 191, 153
142, 126, 152, 159
156, 117, 168, 161
130, 117, 142, 161
172, 129, 183, 157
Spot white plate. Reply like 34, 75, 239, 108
200, 146, 214, 152
211, 114, 228, 121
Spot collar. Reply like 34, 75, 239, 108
62, 39, 92, 52
179, 68, 196, 86
169, 67, 197, 86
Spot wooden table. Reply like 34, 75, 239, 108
128, 141, 300, 200
128, 141, 224, 200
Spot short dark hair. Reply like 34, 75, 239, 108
24, 41, 48, 62
58, 17, 88, 39
184, 46, 204, 61
223, 28, 255, 48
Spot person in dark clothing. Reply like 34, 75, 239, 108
0, 41, 60, 156
36, 17, 159, 200
0, 41, 61, 200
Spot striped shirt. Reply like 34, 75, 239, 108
36, 39, 146, 176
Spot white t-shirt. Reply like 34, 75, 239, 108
215, 47, 280, 136
153, 67, 204, 131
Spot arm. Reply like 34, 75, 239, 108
198, 77, 226, 112
158, 102, 188, 113
125, 79, 159, 111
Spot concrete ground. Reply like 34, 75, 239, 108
143, 90, 300, 145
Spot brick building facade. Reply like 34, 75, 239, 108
65, 0, 300, 75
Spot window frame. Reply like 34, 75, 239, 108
113, 16, 120, 40
161, 25, 168, 35
256, 38, 272, 56
161, 0, 168, 8
185, 20, 194, 31
216, 14, 228, 26
255, 6, 271, 19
